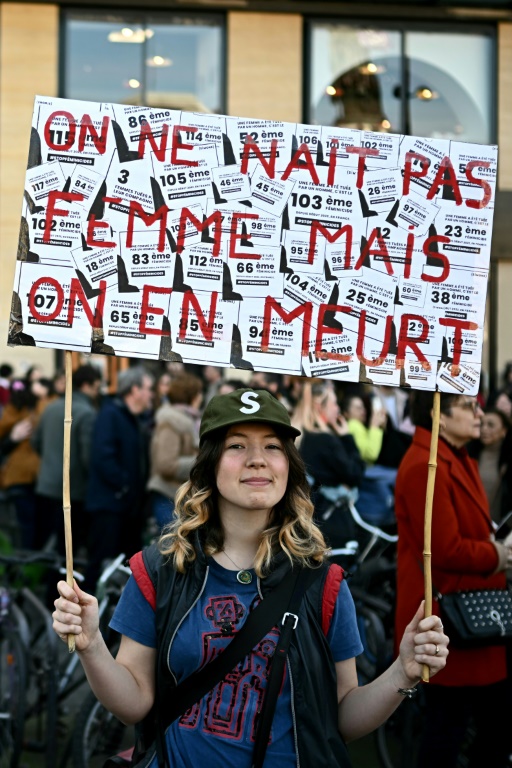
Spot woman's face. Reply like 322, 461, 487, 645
480, 413, 507, 446
157, 374, 171, 398
31, 380, 50, 399
442, 397, 482, 448
215, 423, 289, 519
495, 393, 512, 417
318, 389, 340, 427
345, 397, 366, 423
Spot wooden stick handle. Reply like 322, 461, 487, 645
422, 390, 441, 682
63, 351, 75, 653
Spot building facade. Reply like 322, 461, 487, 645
1, 0, 511, 389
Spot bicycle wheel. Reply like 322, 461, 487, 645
71, 692, 133, 768
375, 689, 424, 768
0, 628, 27, 768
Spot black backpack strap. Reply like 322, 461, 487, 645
251, 566, 322, 768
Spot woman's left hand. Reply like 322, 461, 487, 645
398, 601, 449, 683
333, 415, 349, 436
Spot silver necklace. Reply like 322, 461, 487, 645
222, 549, 254, 584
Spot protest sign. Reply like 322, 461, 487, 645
8, 96, 497, 394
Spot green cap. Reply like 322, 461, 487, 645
200, 388, 301, 443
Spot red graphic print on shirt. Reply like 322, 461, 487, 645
179, 593, 280, 742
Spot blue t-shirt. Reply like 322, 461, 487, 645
110, 559, 362, 768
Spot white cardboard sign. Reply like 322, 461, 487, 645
8, 96, 498, 394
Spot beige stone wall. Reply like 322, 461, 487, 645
227, 12, 302, 122
496, 261, 512, 375
0, 2, 58, 374
495, 24, 512, 383
0, 6, 507, 386
498, 23, 512, 191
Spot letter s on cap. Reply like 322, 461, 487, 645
239, 392, 260, 414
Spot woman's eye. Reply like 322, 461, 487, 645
266, 443, 282, 450
226, 443, 243, 450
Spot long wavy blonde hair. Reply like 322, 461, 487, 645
291, 380, 335, 445
159, 427, 328, 577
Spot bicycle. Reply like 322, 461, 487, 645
326, 492, 398, 686
0, 548, 92, 768
0, 583, 28, 768
69, 554, 134, 768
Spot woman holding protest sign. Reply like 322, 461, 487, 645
53, 388, 448, 768
395, 390, 512, 768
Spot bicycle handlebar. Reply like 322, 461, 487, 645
348, 503, 398, 543
97, 553, 131, 586
0, 549, 87, 569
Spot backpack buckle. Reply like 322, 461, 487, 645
282, 612, 299, 629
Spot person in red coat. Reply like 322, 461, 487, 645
395, 390, 512, 768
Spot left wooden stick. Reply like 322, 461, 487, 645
63, 351, 75, 653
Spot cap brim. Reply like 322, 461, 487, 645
200, 416, 301, 443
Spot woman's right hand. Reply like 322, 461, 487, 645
10, 418, 32, 442
370, 409, 387, 429
52, 580, 100, 653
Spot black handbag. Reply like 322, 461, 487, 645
438, 588, 512, 648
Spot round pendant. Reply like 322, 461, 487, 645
237, 569, 253, 585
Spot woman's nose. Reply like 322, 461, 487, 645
246, 447, 266, 465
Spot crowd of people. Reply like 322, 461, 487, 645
2, 358, 512, 766
2, 360, 512, 577
0, 363, 412, 560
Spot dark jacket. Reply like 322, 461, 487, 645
32, 391, 96, 501
300, 431, 365, 491
395, 427, 507, 688
132, 541, 352, 768
85, 397, 149, 515
300, 431, 365, 545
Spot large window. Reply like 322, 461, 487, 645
62, 11, 224, 113
308, 22, 494, 143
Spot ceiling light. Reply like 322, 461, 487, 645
381, 119, 391, 130
359, 63, 385, 76
146, 55, 172, 67
416, 87, 438, 101
108, 28, 146, 43
326, 85, 337, 96
128, 79, 140, 89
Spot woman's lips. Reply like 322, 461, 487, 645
242, 478, 271, 486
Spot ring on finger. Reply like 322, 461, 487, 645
434, 644, 440, 656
